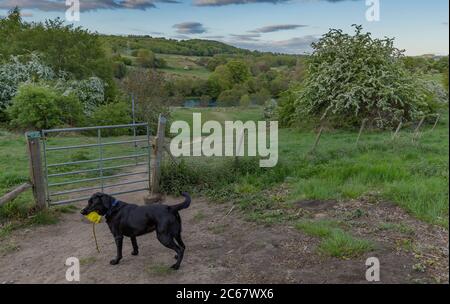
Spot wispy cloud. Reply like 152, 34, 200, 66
229, 33, 261, 41
204, 35, 226, 39
193, 0, 359, 6
0, 0, 180, 12
229, 35, 318, 54
173, 22, 207, 34
249, 24, 307, 33
193, 0, 291, 7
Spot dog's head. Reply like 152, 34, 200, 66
80, 192, 113, 216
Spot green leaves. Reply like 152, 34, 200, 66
286, 25, 439, 129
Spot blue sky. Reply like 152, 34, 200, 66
0, 0, 448, 55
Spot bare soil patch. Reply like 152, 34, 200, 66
0, 189, 447, 283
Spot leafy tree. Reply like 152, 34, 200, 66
136, 49, 156, 68
121, 69, 171, 134
8, 84, 62, 130
55, 93, 85, 127
225, 60, 250, 84
250, 88, 271, 105
58, 77, 106, 114
0, 54, 55, 113
0, 8, 116, 102
239, 94, 251, 108
217, 86, 247, 107
113, 61, 127, 79
443, 68, 449, 92
285, 25, 433, 128
90, 101, 131, 136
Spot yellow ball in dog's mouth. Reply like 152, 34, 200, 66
85, 211, 102, 224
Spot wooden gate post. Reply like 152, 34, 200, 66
26, 131, 47, 209
145, 114, 166, 204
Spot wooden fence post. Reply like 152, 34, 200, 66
392, 120, 403, 141
146, 114, 166, 204
431, 114, 441, 132
412, 116, 425, 143
26, 131, 47, 209
355, 119, 367, 146
310, 126, 324, 153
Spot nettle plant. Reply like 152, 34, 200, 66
293, 25, 433, 129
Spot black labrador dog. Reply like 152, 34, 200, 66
81, 192, 191, 269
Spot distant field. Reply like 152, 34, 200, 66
157, 54, 211, 79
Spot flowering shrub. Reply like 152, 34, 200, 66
286, 25, 436, 129
0, 54, 54, 111
59, 77, 106, 114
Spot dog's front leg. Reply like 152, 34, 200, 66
110, 235, 123, 265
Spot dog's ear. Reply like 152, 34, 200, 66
99, 193, 112, 209
89, 192, 100, 205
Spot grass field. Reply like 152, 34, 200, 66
157, 54, 211, 79
1, 106, 449, 244
164, 106, 449, 228
0, 129, 150, 235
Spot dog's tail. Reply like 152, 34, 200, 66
170, 192, 191, 213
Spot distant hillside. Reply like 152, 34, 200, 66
103, 35, 255, 57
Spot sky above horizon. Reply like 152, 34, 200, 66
0, 0, 448, 56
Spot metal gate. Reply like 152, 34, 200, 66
41, 123, 151, 206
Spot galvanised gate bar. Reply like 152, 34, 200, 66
41, 123, 151, 206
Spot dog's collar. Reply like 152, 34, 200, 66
111, 199, 119, 207
106, 199, 119, 218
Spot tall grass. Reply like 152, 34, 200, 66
162, 108, 449, 227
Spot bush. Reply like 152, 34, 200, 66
120, 69, 171, 135
200, 95, 211, 107
239, 94, 251, 108
136, 49, 155, 68
60, 76, 105, 114
0, 54, 55, 114
8, 84, 62, 130
283, 25, 433, 129
218, 89, 242, 107
56, 93, 85, 126
89, 101, 132, 136
113, 61, 127, 79
250, 88, 271, 106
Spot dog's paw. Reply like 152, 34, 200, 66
170, 264, 180, 270
110, 258, 121, 265
131, 250, 139, 256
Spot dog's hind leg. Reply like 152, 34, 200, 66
174, 234, 185, 249
173, 234, 185, 260
130, 236, 139, 256
156, 232, 184, 270
175, 233, 186, 260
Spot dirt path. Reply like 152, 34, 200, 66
0, 175, 448, 283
